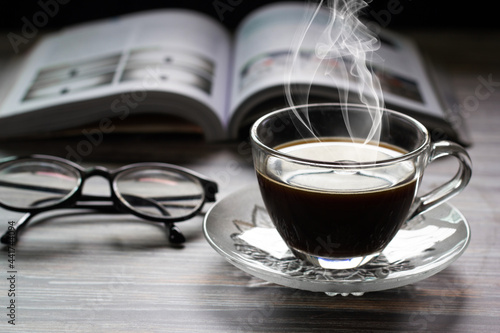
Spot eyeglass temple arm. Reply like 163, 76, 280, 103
0, 179, 209, 205
75, 195, 184, 243
0, 209, 184, 246
1, 194, 187, 245
1, 212, 35, 245
202, 180, 218, 202
0, 179, 69, 195
30, 194, 172, 216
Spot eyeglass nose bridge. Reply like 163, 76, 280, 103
82, 166, 112, 180
75, 166, 122, 207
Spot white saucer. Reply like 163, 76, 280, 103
203, 186, 470, 295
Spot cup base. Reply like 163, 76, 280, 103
292, 249, 380, 270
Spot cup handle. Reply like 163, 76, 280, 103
409, 141, 472, 219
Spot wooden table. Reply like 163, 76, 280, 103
1, 31, 499, 332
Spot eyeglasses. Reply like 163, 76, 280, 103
0, 155, 218, 245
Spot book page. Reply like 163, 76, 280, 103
229, 3, 445, 137
0, 10, 231, 139
230, 3, 316, 113
0, 54, 26, 112
368, 29, 443, 117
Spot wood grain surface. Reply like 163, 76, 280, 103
0, 30, 499, 332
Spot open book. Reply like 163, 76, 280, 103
0, 2, 470, 145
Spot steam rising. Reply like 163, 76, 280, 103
285, 0, 384, 145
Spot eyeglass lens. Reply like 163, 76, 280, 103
0, 160, 80, 209
114, 167, 205, 219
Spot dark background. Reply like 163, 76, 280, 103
1, 0, 498, 31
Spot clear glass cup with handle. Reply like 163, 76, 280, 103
251, 103, 472, 269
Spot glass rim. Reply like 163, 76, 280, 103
250, 103, 430, 168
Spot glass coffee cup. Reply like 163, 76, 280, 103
250, 103, 472, 269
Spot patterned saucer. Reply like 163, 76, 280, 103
203, 186, 470, 295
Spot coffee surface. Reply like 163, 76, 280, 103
257, 138, 418, 258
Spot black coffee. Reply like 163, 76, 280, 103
257, 139, 418, 258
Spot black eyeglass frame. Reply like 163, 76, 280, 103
0, 155, 218, 243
